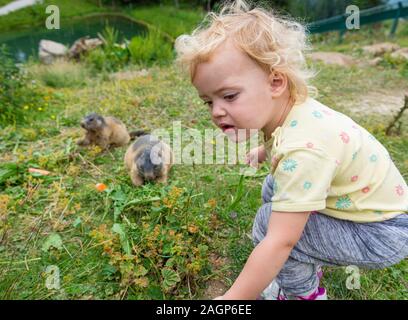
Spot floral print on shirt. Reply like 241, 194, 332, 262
303, 181, 312, 190
335, 195, 352, 210
282, 159, 298, 172
312, 111, 323, 119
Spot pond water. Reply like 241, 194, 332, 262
0, 15, 147, 62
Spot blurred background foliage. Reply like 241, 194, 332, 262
97, 0, 386, 21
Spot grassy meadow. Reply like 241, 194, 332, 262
0, 2, 407, 300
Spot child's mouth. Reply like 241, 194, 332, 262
220, 124, 235, 132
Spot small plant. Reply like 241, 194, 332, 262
98, 24, 120, 51
85, 25, 130, 73
128, 30, 174, 66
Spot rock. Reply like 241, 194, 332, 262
39, 50, 54, 65
362, 42, 400, 57
39, 39, 68, 64
68, 37, 103, 60
309, 52, 356, 67
390, 48, 408, 61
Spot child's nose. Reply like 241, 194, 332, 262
211, 101, 227, 118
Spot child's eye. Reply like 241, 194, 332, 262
203, 101, 213, 108
224, 93, 238, 101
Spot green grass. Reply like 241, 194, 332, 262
1, 59, 407, 299
128, 5, 205, 39
0, 0, 11, 6
26, 60, 91, 88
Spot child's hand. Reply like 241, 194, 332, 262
245, 146, 266, 168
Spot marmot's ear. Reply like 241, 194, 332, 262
96, 116, 105, 126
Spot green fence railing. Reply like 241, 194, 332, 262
308, 0, 408, 39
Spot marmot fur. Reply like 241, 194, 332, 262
124, 134, 173, 186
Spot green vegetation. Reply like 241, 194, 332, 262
84, 26, 131, 73
0, 0, 12, 6
83, 26, 174, 73
27, 60, 90, 89
1, 50, 407, 299
0, 46, 46, 126
0, 65, 222, 299
128, 30, 174, 65
128, 5, 205, 39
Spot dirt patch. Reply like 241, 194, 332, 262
362, 42, 401, 57
339, 89, 408, 116
309, 51, 357, 67
199, 253, 232, 300
201, 280, 229, 299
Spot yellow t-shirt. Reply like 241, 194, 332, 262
264, 98, 407, 223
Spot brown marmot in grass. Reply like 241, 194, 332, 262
124, 134, 174, 186
77, 113, 143, 150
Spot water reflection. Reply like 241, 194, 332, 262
0, 15, 147, 62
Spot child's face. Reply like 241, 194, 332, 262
193, 40, 289, 142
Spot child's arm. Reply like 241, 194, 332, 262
245, 145, 267, 168
220, 211, 311, 300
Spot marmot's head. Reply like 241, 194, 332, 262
136, 147, 163, 181
81, 113, 105, 131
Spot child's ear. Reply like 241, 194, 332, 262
267, 71, 288, 98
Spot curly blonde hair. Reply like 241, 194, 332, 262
175, 0, 315, 104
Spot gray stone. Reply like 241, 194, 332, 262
39, 39, 68, 64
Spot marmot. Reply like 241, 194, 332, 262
77, 113, 143, 150
124, 134, 174, 186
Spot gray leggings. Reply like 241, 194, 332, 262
253, 174, 408, 296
